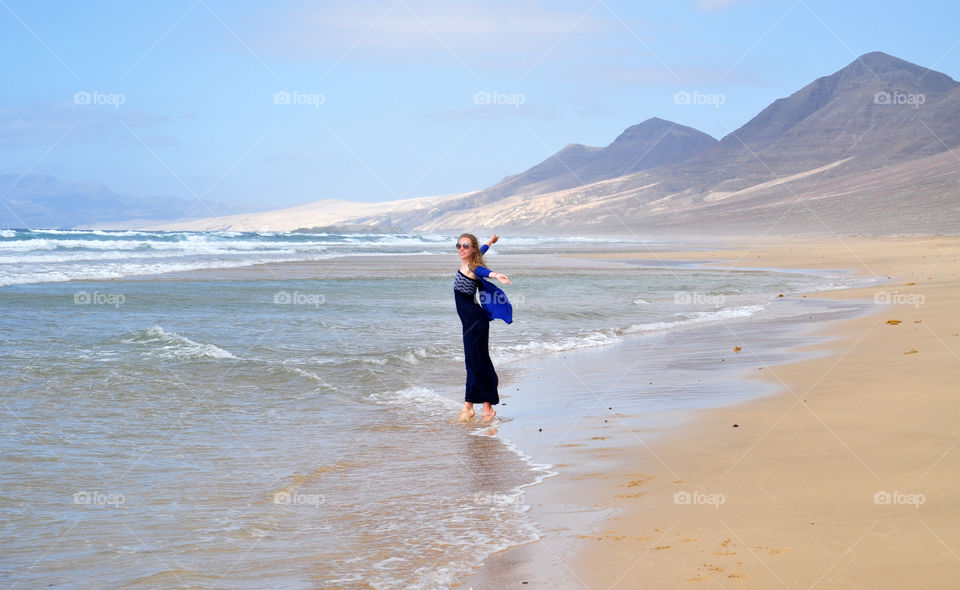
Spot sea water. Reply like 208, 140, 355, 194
0, 230, 873, 588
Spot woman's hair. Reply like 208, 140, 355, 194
459, 233, 486, 270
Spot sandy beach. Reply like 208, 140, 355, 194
462, 236, 960, 588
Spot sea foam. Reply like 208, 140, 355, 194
125, 326, 237, 360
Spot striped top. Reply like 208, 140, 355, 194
453, 270, 477, 295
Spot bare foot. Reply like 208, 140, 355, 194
458, 409, 475, 422
481, 409, 497, 422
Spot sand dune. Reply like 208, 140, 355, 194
148, 192, 470, 232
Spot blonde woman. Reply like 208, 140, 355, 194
454, 233, 512, 422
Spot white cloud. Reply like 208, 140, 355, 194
569, 92, 608, 117
257, 149, 338, 166
695, 0, 743, 11
566, 63, 766, 85
254, 0, 617, 65
0, 103, 167, 148
429, 102, 558, 122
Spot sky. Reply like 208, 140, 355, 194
1, 0, 958, 211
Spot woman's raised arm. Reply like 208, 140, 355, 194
474, 265, 511, 285
480, 234, 499, 254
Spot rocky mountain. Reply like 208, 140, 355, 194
482, 118, 717, 200
665, 51, 960, 193
154, 51, 960, 236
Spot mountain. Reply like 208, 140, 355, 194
409, 52, 960, 234
153, 51, 960, 236
0, 175, 250, 229
571, 118, 718, 184
489, 143, 601, 196
667, 51, 960, 192
461, 117, 717, 206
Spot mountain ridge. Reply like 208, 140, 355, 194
443, 116, 718, 213
25, 50, 960, 236
404, 52, 960, 235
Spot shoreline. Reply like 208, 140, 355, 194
458, 291, 870, 587
459, 236, 960, 588
9, 233, 956, 587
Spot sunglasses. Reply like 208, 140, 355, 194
455, 242, 472, 249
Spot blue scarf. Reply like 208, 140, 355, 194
474, 243, 512, 323
476, 274, 513, 324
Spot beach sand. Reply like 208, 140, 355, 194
460, 236, 960, 588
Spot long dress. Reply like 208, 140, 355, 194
454, 270, 499, 405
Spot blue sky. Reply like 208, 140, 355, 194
1, 0, 958, 209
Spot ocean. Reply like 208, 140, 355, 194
0, 230, 874, 588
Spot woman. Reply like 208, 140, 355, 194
454, 233, 512, 422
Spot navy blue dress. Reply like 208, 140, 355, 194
454, 270, 499, 405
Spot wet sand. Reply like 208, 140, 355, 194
460, 236, 960, 588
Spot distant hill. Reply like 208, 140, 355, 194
0, 175, 250, 229
151, 51, 960, 236
416, 51, 960, 235
665, 51, 960, 193
569, 118, 718, 185
456, 117, 717, 208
